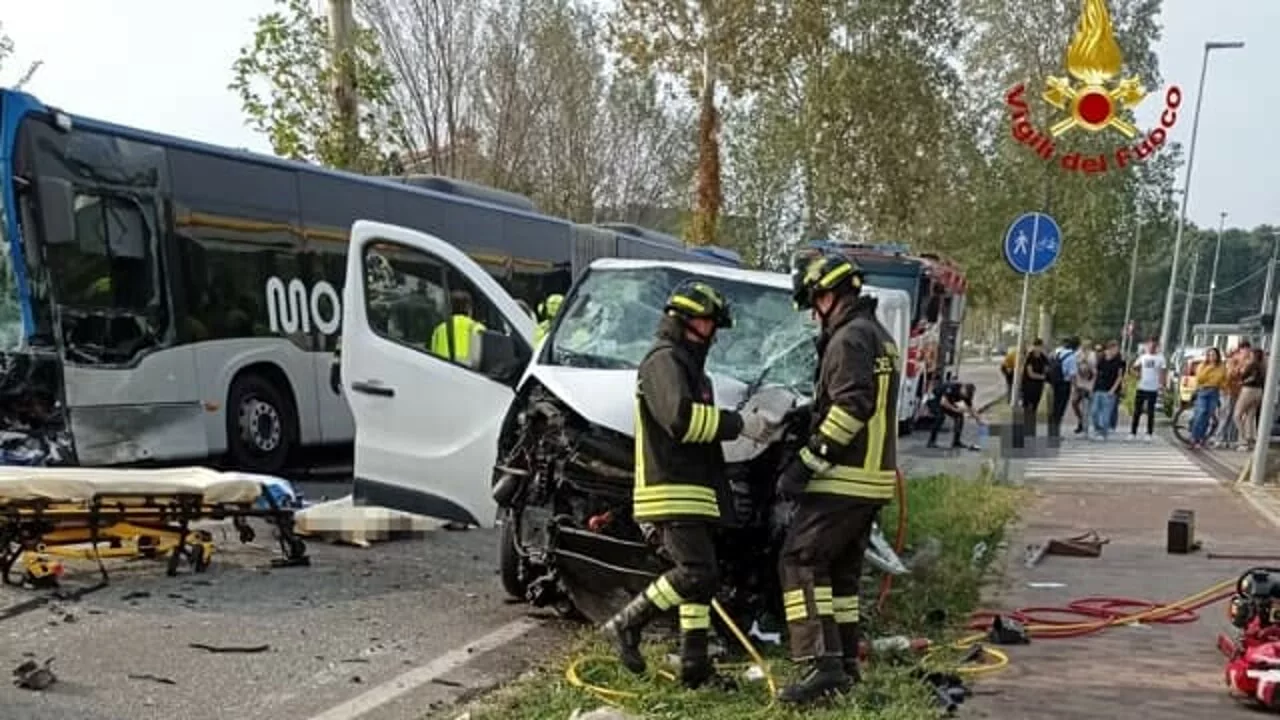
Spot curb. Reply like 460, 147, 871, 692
1235, 483, 1280, 530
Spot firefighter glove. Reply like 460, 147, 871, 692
776, 457, 813, 500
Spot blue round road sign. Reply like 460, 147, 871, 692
1003, 212, 1062, 275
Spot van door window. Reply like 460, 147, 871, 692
363, 241, 523, 378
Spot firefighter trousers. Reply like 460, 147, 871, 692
778, 496, 881, 661
640, 521, 719, 635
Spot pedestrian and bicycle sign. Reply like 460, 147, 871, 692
1004, 212, 1062, 275
1004, 210, 1063, 416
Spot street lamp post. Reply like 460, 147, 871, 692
1156, 40, 1245, 359
1204, 211, 1228, 325
1179, 236, 1201, 349
1121, 204, 1143, 357
1262, 231, 1279, 352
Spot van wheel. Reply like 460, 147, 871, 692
226, 372, 296, 475
499, 510, 529, 600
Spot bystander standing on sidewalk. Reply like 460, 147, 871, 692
1190, 347, 1226, 450
1235, 347, 1266, 452
1090, 341, 1125, 441
1022, 339, 1049, 436
1071, 341, 1094, 435
1001, 346, 1018, 402
1048, 337, 1078, 438
1127, 337, 1165, 442
1215, 341, 1250, 448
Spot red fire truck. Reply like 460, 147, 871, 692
802, 242, 968, 431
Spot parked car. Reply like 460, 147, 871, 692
1170, 346, 1209, 409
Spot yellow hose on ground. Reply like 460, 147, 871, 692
566, 598, 778, 709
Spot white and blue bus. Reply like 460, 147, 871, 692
0, 88, 739, 473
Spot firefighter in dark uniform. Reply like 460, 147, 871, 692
775, 253, 900, 705
601, 279, 774, 688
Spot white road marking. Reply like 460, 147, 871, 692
1022, 434, 1216, 485
304, 617, 542, 720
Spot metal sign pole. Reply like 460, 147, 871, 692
1250, 283, 1280, 485
1009, 215, 1042, 416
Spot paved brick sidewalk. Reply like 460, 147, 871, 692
966, 480, 1277, 719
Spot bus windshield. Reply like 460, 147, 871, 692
547, 267, 817, 393
25, 120, 169, 364
0, 189, 23, 351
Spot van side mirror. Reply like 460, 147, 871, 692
38, 176, 75, 246
479, 331, 528, 385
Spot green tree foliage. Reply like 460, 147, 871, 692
606, 0, 783, 246
230, 0, 401, 172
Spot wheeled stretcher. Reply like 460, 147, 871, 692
0, 466, 310, 586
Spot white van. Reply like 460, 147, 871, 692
339, 221, 914, 527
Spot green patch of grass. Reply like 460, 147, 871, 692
444, 475, 1024, 720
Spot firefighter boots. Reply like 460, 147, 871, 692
602, 594, 660, 674
679, 629, 736, 690
777, 656, 853, 705
839, 623, 863, 682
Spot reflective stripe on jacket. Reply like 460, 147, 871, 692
633, 316, 743, 522
801, 296, 900, 501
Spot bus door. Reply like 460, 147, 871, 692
341, 220, 534, 528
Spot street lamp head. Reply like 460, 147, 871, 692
1206, 40, 1246, 50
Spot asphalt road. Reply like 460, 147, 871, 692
0, 359, 1004, 720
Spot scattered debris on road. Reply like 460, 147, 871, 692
188, 642, 271, 654
1024, 530, 1108, 567
128, 673, 177, 685
12, 657, 55, 690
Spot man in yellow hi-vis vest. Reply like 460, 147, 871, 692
430, 290, 486, 367
533, 293, 564, 344
600, 279, 775, 689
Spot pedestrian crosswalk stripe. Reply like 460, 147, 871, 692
1021, 434, 1216, 485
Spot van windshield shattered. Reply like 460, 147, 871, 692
548, 267, 817, 393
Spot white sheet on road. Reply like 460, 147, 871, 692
0, 466, 263, 505
294, 495, 442, 547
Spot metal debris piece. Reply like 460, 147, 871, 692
13, 658, 55, 690
127, 673, 176, 685
1024, 530, 1109, 568
188, 642, 270, 654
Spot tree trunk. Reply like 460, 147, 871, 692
328, 0, 360, 170
1037, 304, 1053, 345
690, 44, 721, 247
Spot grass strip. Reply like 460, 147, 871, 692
443, 474, 1024, 720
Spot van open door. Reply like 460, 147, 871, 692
342, 220, 535, 528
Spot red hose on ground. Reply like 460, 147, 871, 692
967, 588, 1236, 639
871, 467, 1237, 639
875, 468, 908, 613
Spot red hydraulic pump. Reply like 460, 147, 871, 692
1222, 568, 1280, 708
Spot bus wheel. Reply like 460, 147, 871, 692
227, 372, 296, 474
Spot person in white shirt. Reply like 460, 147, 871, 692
1128, 338, 1167, 441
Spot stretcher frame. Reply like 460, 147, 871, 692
0, 485, 310, 586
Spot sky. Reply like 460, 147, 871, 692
3, 0, 1277, 232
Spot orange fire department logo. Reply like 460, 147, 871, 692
1004, 0, 1181, 174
